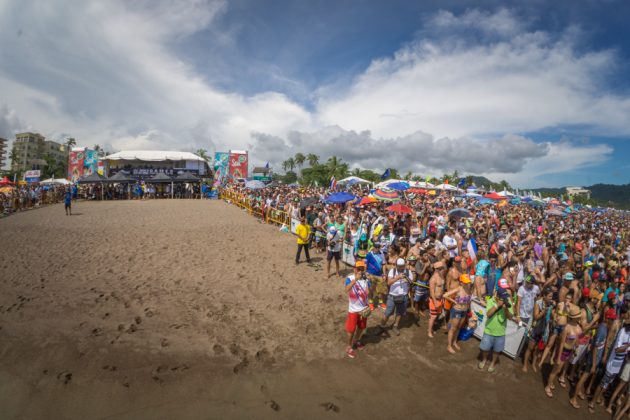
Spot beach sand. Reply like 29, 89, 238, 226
0, 200, 607, 419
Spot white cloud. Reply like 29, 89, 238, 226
0, 5, 626, 184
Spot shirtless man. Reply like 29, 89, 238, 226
428, 261, 446, 338
444, 257, 461, 328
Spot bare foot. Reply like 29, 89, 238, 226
545, 386, 553, 398
453, 343, 461, 350
447, 346, 456, 354
569, 399, 580, 409
606, 406, 613, 414
428, 332, 434, 338
532, 364, 538, 373
522, 366, 528, 373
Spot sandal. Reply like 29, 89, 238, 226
569, 399, 580, 409
478, 361, 487, 370
488, 366, 496, 373
545, 387, 553, 398
558, 378, 567, 389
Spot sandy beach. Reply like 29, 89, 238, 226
0, 200, 607, 419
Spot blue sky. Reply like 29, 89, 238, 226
1, 0, 630, 188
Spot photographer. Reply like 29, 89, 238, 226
380, 258, 415, 336
478, 278, 514, 373
326, 226, 343, 278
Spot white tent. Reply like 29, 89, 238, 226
338, 176, 371, 185
41, 178, 72, 185
497, 190, 515, 197
435, 183, 461, 191
410, 181, 436, 189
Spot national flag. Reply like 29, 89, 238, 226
330, 176, 337, 190
457, 178, 466, 188
467, 237, 478, 261
265, 162, 269, 168
380, 168, 391, 180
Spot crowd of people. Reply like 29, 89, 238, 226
0, 183, 68, 216
223, 181, 630, 417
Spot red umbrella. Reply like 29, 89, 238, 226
386, 203, 413, 214
483, 192, 507, 200
0, 176, 14, 186
407, 188, 427, 194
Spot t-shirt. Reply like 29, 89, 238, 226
327, 230, 342, 252
594, 323, 608, 351
345, 275, 371, 313
484, 297, 513, 337
388, 268, 412, 296
295, 224, 310, 245
442, 235, 458, 258
606, 327, 630, 374
64, 192, 72, 205
365, 251, 385, 276
517, 285, 540, 319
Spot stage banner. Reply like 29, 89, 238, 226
84, 150, 98, 175
68, 151, 84, 182
229, 151, 248, 179
213, 152, 229, 182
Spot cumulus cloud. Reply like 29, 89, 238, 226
0, 5, 625, 183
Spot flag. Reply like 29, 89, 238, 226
265, 162, 269, 169
457, 178, 466, 188
467, 237, 477, 261
444, 178, 449, 185
330, 176, 337, 190
380, 168, 391, 180
426, 175, 431, 183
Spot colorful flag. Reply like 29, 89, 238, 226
457, 178, 466, 188
380, 168, 391, 180
330, 176, 337, 190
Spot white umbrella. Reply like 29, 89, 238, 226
41, 178, 72, 185
435, 183, 458, 191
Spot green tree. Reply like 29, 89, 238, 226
351, 167, 361, 176
195, 148, 209, 161
412, 175, 424, 182
282, 157, 296, 173
388, 168, 400, 179
357, 169, 380, 183
294, 153, 305, 168
65, 137, 76, 149
42, 153, 59, 178
301, 164, 330, 186
326, 156, 348, 179
466, 175, 473, 187
403, 171, 413, 181
499, 180, 511, 191
283, 171, 297, 184
306, 153, 319, 167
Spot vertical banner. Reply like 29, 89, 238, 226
213, 152, 229, 184
68, 150, 85, 182
84, 150, 98, 175
229, 151, 248, 179
97, 160, 105, 176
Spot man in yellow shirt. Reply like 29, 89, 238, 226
295, 215, 312, 265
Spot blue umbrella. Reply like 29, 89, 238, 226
387, 182, 410, 191
479, 198, 495, 205
448, 207, 472, 219
325, 192, 357, 203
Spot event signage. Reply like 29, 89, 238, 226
25, 170, 41, 183
108, 167, 200, 178
229, 151, 248, 179
84, 150, 98, 175
68, 150, 85, 182
213, 152, 229, 182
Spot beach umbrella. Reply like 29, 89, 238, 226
465, 192, 482, 198
386, 203, 413, 214
0, 176, 14, 186
325, 191, 356, 203
0, 186, 13, 193
448, 208, 472, 219
479, 198, 496, 205
412, 181, 435, 189
483, 192, 507, 200
435, 183, 459, 191
299, 196, 319, 208
357, 196, 377, 206
545, 208, 566, 217
373, 189, 399, 202
408, 188, 427, 194
245, 180, 266, 189
386, 182, 410, 191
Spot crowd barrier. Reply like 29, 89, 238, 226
219, 188, 290, 226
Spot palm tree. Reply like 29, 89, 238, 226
403, 171, 413, 180
307, 153, 319, 167
65, 137, 76, 149
326, 156, 349, 179
294, 153, 305, 177
466, 175, 474, 187
93, 144, 102, 152
284, 157, 296, 173
352, 167, 361, 177
195, 148, 209, 161
499, 180, 511, 191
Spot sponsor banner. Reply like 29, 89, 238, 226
213, 152, 229, 182
97, 160, 105, 176
229, 151, 248, 179
25, 169, 41, 183
109, 167, 200, 179
68, 151, 84, 182
253, 175, 272, 182
84, 150, 98, 175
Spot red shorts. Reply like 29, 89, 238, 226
345, 312, 367, 333
429, 298, 444, 316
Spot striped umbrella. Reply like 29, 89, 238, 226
357, 196, 377, 206
373, 189, 399, 202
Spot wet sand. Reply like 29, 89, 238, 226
0, 200, 608, 419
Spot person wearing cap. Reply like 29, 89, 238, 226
365, 241, 387, 311
443, 274, 473, 354
545, 304, 583, 398
589, 308, 630, 414
326, 225, 343, 278
478, 278, 514, 373
412, 251, 431, 318
539, 289, 576, 368
344, 260, 371, 359
428, 260, 446, 338
295, 215, 312, 265
379, 257, 414, 336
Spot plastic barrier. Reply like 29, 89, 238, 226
470, 297, 528, 359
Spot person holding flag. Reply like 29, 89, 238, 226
330, 175, 337, 191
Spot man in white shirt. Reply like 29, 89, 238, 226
442, 226, 458, 259
380, 258, 414, 336
515, 275, 540, 325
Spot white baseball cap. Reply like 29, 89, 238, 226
396, 258, 405, 265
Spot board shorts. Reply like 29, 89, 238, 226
429, 298, 444, 317
327, 250, 341, 261
413, 285, 429, 303
367, 274, 388, 296
345, 312, 367, 333
444, 299, 453, 311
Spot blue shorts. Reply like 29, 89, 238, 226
385, 295, 407, 318
450, 308, 468, 319
480, 333, 506, 353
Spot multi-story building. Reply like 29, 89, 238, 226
0, 137, 7, 168
10, 132, 67, 173
566, 186, 591, 200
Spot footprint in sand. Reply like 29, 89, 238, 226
57, 371, 73, 385
320, 402, 340, 413
160, 338, 170, 347
267, 400, 280, 411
